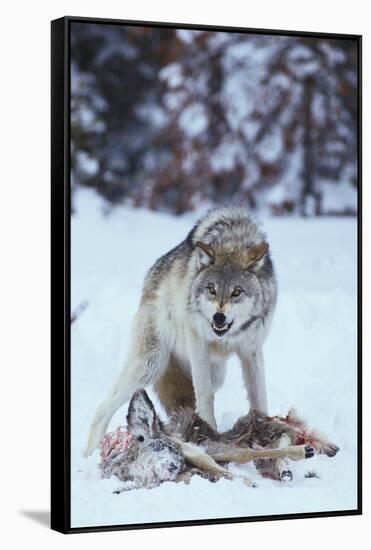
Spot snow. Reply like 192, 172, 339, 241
178, 103, 209, 138
321, 179, 357, 214
256, 129, 283, 163
210, 141, 240, 172
76, 151, 99, 176
164, 90, 186, 111
160, 63, 184, 89
320, 42, 347, 65
71, 190, 358, 528
287, 44, 320, 77
265, 147, 304, 209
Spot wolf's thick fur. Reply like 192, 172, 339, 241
86, 206, 277, 456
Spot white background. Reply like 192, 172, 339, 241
0, 0, 369, 547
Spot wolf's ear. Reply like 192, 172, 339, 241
246, 242, 269, 267
127, 389, 159, 438
195, 241, 215, 270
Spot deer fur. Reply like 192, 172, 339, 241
100, 389, 339, 493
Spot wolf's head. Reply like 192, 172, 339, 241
190, 241, 272, 339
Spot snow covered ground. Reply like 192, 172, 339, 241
70, 190, 358, 529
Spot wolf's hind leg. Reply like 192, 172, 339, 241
85, 390, 133, 457
154, 355, 195, 413
85, 342, 169, 457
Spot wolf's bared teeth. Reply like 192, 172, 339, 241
212, 323, 228, 332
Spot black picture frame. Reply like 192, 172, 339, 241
51, 15, 362, 534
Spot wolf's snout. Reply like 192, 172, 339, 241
213, 312, 226, 327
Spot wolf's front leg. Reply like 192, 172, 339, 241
186, 332, 216, 429
238, 347, 268, 414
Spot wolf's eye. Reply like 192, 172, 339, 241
207, 285, 216, 295
231, 287, 242, 297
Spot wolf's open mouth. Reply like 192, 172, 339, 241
211, 321, 233, 337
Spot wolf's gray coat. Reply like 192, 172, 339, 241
86, 206, 277, 456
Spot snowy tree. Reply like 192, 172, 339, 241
70, 24, 358, 216
241, 35, 358, 216
71, 23, 178, 203
152, 32, 358, 214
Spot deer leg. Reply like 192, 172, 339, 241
275, 434, 294, 482
307, 430, 340, 457
170, 437, 229, 476
211, 443, 315, 464
169, 437, 257, 487
176, 470, 195, 485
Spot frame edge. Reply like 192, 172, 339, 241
51, 15, 70, 534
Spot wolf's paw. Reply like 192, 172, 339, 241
304, 445, 315, 458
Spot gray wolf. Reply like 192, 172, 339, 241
86, 205, 277, 456
100, 389, 338, 492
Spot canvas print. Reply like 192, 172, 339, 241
63, 18, 360, 531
